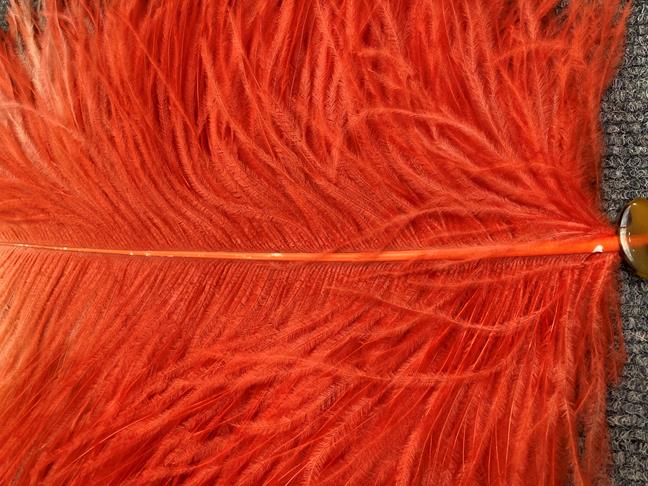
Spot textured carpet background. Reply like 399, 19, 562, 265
0, 1, 644, 484
602, 2, 648, 484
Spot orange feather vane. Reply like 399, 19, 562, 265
0, 1, 631, 484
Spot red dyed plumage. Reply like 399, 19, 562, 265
0, 1, 629, 484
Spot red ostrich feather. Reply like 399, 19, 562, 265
0, 1, 630, 484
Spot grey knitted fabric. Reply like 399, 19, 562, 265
602, 2, 648, 485
0, 1, 8, 32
